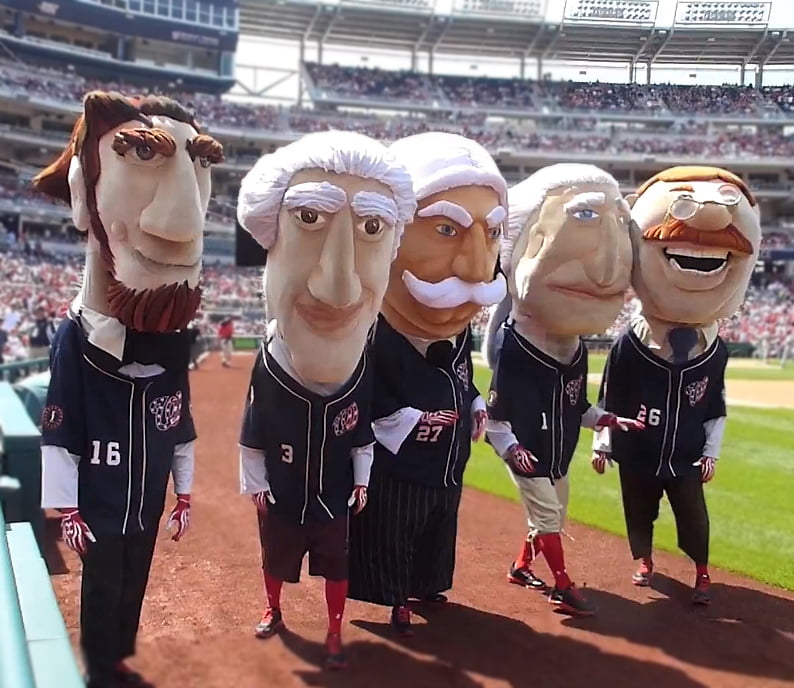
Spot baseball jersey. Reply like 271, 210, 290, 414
599, 328, 728, 478
487, 323, 590, 480
41, 316, 196, 535
240, 345, 374, 525
371, 315, 478, 489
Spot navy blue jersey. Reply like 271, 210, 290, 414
41, 317, 196, 535
598, 328, 727, 478
240, 345, 374, 525
487, 324, 590, 480
371, 316, 479, 489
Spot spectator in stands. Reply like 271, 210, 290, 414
26, 304, 56, 359
0, 325, 6, 364
218, 316, 234, 367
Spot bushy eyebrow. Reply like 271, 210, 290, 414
418, 200, 474, 228
486, 206, 506, 228
564, 192, 606, 212
283, 181, 347, 213
351, 191, 398, 224
186, 134, 224, 164
112, 127, 177, 157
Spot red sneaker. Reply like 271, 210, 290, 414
254, 608, 285, 639
632, 558, 654, 587
324, 632, 349, 670
692, 574, 711, 605
390, 605, 413, 637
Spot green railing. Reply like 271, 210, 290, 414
0, 359, 49, 385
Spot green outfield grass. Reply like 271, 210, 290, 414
467, 366, 794, 591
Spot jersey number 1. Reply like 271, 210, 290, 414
90, 440, 121, 466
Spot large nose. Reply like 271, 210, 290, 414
451, 224, 494, 284
307, 212, 362, 308
139, 159, 205, 242
686, 202, 735, 231
584, 216, 624, 288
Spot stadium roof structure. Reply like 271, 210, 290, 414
239, 0, 794, 71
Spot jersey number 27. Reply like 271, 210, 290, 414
89, 440, 122, 466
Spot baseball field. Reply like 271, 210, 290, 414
46, 352, 794, 688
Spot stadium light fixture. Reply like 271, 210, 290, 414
563, 0, 658, 24
674, 1, 771, 26
451, 0, 545, 20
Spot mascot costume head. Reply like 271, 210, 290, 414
381, 132, 508, 340
237, 130, 416, 384
486, 163, 633, 365
32, 91, 223, 332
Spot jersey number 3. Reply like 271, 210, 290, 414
90, 440, 121, 466
637, 404, 662, 426
280, 444, 294, 464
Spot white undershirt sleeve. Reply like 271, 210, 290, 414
470, 395, 486, 416
239, 445, 270, 495
580, 404, 605, 430
485, 419, 518, 459
351, 442, 375, 487
41, 445, 79, 509
172, 440, 195, 494
372, 407, 424, 455
702, 416, 727, 458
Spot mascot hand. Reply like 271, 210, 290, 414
252, 491, 276, 512
471, 409, 487, 441
591, 451, 614, 474
506, 443, 536, 475
166, 494, 191, 541
693, 456, 716, 483
596, 413, 646, 432
421, 410, 459, 427
59, 508, 96, 555
347, 485, 368, 515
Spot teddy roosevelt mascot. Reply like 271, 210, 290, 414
32, 91, 223, 688
236, 131, 416, 669
483, 164, 644, 617
592, 166, 761, 605
347, 132, 507, 637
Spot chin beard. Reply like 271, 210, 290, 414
107, 276, 201, 332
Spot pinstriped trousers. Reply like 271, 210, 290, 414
348, 466, 463, 607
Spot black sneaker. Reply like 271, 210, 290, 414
390, 605, 413, 637
254, 608, 285, 638
549, 585, 597, 616
507, 564, 547, 591
324, 632, 349, 670
692, 574, 711, 605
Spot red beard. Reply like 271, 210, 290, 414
107, 276, 201, 332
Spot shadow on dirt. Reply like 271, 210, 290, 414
561, 572, 794, 682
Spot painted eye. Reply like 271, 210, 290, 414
488, 226, 501, 239
134, 144, 156, 161
198, 156, 212, 168
573, 208, 599, 221
299, 208, 319, 224
436, 224, 457, 237
363, 218, 382, 235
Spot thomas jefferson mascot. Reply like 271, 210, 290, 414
348, 132, 506, 636
33, 91, 223, 688
236, 131, 416, 668
484, 164, 644, 617
592, 166, 761, 604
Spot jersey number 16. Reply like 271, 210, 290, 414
90, 440, 122, 466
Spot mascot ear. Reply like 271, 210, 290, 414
67, 156, 90, 232
625, 193, 639, 209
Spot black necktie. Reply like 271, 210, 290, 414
426, 340, 454, 368
122, 329, 191, 370
668, 327, 699, 364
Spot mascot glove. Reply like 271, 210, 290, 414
506, 443, 536, 475
252, 491, 276, 512
596, 413, 646, 432
693, 456, 717, 483
347, 485, 368, 515
59, 508, 96, 555
471, 409, 487, 442
420, 410, 459, 426
166, 494, 191, 542
591, 451, 614, 475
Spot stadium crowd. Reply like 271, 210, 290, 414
1, 246, 792, 363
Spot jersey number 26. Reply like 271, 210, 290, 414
637, 404, 662, 426
89, 440, 121, 466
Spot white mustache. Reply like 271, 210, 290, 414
403, 270, 507, 309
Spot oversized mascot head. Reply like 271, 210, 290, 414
32, 91, 223, 332
237, 131, 416, 384
629, 166, 761, 325
382, 132, 508, 340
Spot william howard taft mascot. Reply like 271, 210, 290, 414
236, 131, 416, 669
33, 91, 223, 688
348, 132, 507, 636
484, 164, 644, 617
592, 166, 761, 605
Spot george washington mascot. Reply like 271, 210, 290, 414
236, 131, 415, 669
483, 164, 644, 617
32, 91, 223, 688
348, 132, 507, 636
592, 166, 761, 605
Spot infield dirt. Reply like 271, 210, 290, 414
46, 354, 794, 688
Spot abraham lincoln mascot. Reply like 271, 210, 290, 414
32, 91, 223, 688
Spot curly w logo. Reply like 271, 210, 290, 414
685, 377, 709, 407
149, 392, 183, 431
565, 375, 583, 406
333, 402, 359, 437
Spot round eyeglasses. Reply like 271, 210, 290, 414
668, 184, 742, 221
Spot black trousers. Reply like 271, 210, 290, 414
79, 529, 159, 683
618, 466, 709, 565
348, 469, 462, 607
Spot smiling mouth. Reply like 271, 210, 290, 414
663, 247, 729, 275
295, 300, 363, 333
132, 248, 200, 270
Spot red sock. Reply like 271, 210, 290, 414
537, 533, 572, 590
325, 579, 348, 635
263, 570, 283, 611
516, 537, 534, 569
696, 564, 709, 578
